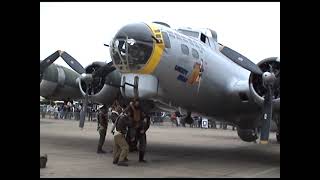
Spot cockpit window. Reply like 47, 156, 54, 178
178, 29, 199, 38
200, 33, 206, 43
162, 31, 171, 48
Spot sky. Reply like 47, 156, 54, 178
40, 2, 280, 68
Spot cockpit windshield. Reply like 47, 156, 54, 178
177, 29, 199, 39
109, 23, 154, 72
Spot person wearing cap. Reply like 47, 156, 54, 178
110, 105, 122, 124
112, 106, 132, 166
97, 105, 109, 154
108, 104, 123, 153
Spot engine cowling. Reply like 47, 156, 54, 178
40, 63, 82, 100
79, 62, 121, 105
249, 57, 280, 110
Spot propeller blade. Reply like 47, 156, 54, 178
220, 46, 263, 75
92, 61, 116, 78
60, 51, 86, 74
79, 87, 89, 129
260, 85, 273, 144
40, 50, 61, 73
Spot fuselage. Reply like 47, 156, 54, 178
153, 25, 260, 119
110, 22, 261, 121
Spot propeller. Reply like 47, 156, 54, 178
79, 83, 89, 129
260, 84, 273, 144
220, 46, 263, 75
220, 46, 279, 143
58, 53, 116, 128
40, 50, 86, 82
40, 50, 116, 128
92, 61, 116, 78
60, 51, 86, 74
56, 52, 92, 128
259, 71, 277, 143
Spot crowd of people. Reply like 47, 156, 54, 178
40, 102, 98, 121
169, 111, 236, 130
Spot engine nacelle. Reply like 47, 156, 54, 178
120, 73, 158, 100
237, 128, 258, 142
249, 57, 280, 110
79, 62, 121, 105
40, 63, 82, 100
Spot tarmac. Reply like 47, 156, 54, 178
40, 118, 280, 178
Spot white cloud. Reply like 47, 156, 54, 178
40, 2, 279, 68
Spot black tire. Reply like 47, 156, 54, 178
237, 128, 258, 142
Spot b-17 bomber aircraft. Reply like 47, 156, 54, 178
40, 21, 280, 144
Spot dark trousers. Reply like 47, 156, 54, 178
137, 133, 146, 152
88, 113, 93, 121
126, 128, 138, 151
137, 132, 147, 161
98, 127, 107, 150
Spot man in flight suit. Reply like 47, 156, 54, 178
108, 104, 123, 153
97, 105, 108, 154
112, 107, 132, 166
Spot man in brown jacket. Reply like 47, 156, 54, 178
112, 107, 132, 166
97, 105, 108, 154
127, 100, 143, 152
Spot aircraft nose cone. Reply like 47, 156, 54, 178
110, 23, 155, 72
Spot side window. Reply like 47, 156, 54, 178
181, 44, 189, 55
162, 31, 171, 48
200, 33, 206, 43
191, 48, 199, 59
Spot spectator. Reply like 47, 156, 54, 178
170, 112, 176, 127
